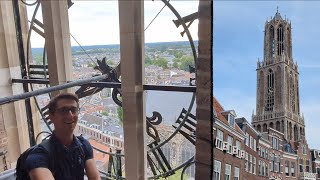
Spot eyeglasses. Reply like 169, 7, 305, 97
55, 107, 80, 115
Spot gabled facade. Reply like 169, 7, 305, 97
311, 149, 320, 180
213, 97, 245, 180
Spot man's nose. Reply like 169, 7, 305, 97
66, 110, 75, 116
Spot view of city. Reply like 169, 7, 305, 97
1, 0, 320, 180
32, 41, 197, 179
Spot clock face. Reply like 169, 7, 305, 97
26, 0, 199, 179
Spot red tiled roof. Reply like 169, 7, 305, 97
213, 97, 244, 135
89, 139, 110, 167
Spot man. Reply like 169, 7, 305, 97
26, 92, 101, 180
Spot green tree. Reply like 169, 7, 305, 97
154, 57, 168, 69
33, 54, 45, 65
173, 50, 184, 59
158, 168, 188, 180
179, 56, 194, 71
172, 62, 179, 69
117, 106, 123, 125
101, 111, 109, 116
106, 59, 114, 66
87, 62, 96, 68
145, 56, 153, 66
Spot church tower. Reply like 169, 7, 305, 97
252, 9, 305, 142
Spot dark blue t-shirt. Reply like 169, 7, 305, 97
25, 134, 93, 180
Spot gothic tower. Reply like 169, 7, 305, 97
252, 9, 305, 142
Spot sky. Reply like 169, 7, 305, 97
27, 1, 199, 47
26, 1, 320, 149
213, 1, 320, 149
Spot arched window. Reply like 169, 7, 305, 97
269, 26, 275, 58
269, 122, 274, 129
289, 72, 295, 112
263, 124, 267, 132
181, 142, 195, 178
275, 66, 281, 110
276, 121, 281, 131
294, 125, 298, 141
258, 71, 265, 113
265, 69, 275, 112
257, 125, 261, 132
162, 144, 171, 165
288, 122, 292, 140
277, 24, 284, 56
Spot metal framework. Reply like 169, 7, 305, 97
6, 0, 206, 179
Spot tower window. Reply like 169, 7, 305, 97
269, 26, 275, 59
277, 25, 284, 56
265, 69, 275, 111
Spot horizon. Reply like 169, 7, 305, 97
30, 40, 197, 49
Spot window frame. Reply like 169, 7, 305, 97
225, 164, 231, 180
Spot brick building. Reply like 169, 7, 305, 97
311, 149, 320, 180
213, 97, 244, 180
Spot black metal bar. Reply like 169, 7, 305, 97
29, 70, 49, 75
33, 18, 44, 29
30, 64, 48, 68
144, 84, 196, 92
12, 79, 196, 92
31, 25, 44, 38
85, 82, 122, 89
12, 0, 36, 146
12, 78, 49, 84
0, 74, 108, 105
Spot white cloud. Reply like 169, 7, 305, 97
27, 1, 199, 47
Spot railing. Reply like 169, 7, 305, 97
252, 111, 304, 124
0, 169, 15, 180
252, 111, 285, 122
300, 172, 317, 180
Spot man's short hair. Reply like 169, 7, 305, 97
48, 92, 79, 114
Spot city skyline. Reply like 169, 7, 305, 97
214, 1, 320, 149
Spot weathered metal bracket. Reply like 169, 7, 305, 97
172, 108, 197, 145
147, 142, 174, 177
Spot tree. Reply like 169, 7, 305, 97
33, 53, 45, 65
106, 59, 114, 66
145, 56, 153, 66
179, 56, 194, 71
87, 62, 96, 68
101, 111, 109, 116
173, 62, 179, 69
173, 50, 184, 59
117, 106, 123, 125
154, 57, 168, 69
158, 168, 188, 180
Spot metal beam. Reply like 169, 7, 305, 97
0, 74, 108, 105
12, 79, 196, 92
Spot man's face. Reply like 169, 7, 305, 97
49, 98, 79, 133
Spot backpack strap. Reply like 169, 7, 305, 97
38, 139, 56, 176
75, 136, 86, 159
